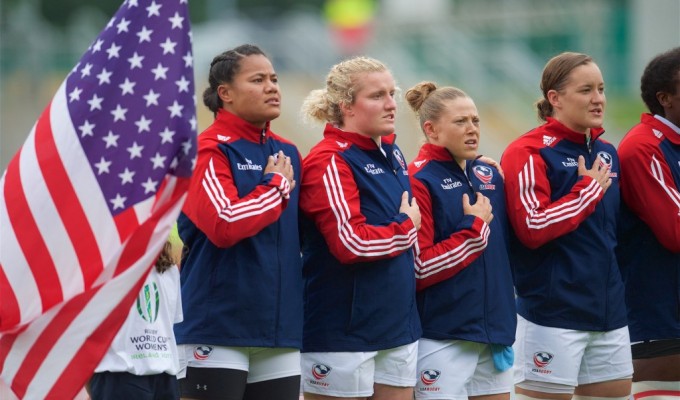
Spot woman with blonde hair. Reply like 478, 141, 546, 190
405, 81, 516, 400
298, 56, 422, 400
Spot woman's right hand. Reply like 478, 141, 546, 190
265, 150, 296, 193
578, 155, 612, 192
463, 192, 493, 224
400, 191, 421, 230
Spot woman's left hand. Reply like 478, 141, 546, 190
477, 155, 505, 180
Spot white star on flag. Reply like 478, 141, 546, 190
0, 0, 197, 398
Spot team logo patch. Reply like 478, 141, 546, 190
473, 165, 493, 184
135, 282, 159, 323
414, 159, 426, 168
393, 149, 406, 170
193, 345, 214, 360
312, 364, 332, 380
420, 369, 441, 385
336, 141, 349, 148
596, 151, 617, 177
597, 151, 612, 167
533, 351, 554, 368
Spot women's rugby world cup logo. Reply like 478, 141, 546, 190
136, 281, 160, 323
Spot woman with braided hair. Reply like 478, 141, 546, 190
174, 44, 303, 400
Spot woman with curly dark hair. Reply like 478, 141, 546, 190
617, 46, 680, 399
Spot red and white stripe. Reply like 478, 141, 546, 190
202, 157, 283, 222
415, 222, 490, 279
650, 154, 680, 211
0, 79, 189, 399
323, 155, 417, 257
519, 155, 602, 229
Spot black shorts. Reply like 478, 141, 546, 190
179, 367, 300, 400
89, 371, 179, 400
632, 338, 680, 359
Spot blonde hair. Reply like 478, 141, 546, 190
405, 81, 469, 135
301, 56, 390, 126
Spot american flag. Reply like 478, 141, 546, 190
0, 0, 197, 398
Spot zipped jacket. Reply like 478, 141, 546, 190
410, 143, 516, 345
299, 123, 421, 352
617, 113, 680, 341
175, 109, 303, 348
501, 117, 627, 331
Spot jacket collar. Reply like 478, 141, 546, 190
418, 143, 456, 162
323, 123, 396, 151
643, 113, 680, 144
545, 117, 605, 144
214, 108, 272, 142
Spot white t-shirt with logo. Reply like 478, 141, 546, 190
95, 265, 183, 375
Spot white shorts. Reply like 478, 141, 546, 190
415, 338, 513, 399
301, 341, 418, 397
177, 345, 301, 383
514, 315, 633, 388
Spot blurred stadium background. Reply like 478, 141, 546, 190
0, 1, 679, 398
2, 0, 679, 171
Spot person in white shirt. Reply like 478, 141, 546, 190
87, 241, 183, 400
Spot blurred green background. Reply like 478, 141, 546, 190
2, 0, 679, 169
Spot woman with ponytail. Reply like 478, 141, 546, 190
405, 81, 516, 400
500, 52, 632, 400
298, 56, 421, 400
174, 44, 303, 400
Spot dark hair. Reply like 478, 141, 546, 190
202, 44, 267, 115
536, 52, 593, 121
640, 47, 680, 116
155, 241, 176, 273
